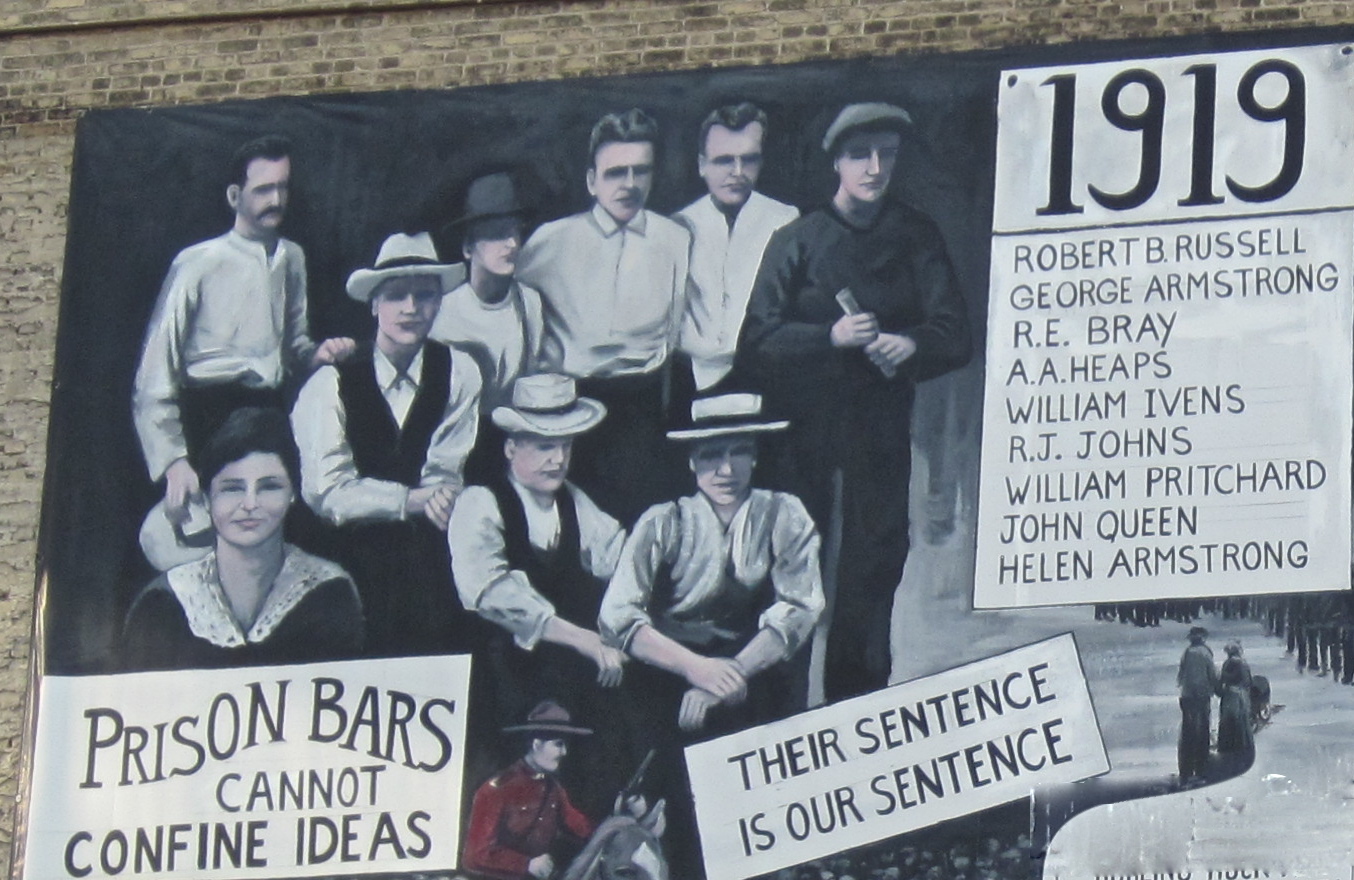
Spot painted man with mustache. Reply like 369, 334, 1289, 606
516, 108, 692, 525
134, 135, 356, 531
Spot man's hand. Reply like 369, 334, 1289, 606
864, 332, 916, 370
830, 312, 879, 348
526, 854, 554, 879
685, 656, 747, 704
678, 688, 721, 732
422, 483, 460, 531
406, 482, 460, 530
163, 457, 202, 524
310, 337, 358, 368
589, 641, 627, 688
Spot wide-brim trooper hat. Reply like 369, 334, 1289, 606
491, 373, 607, 438
822, 102, 912, 155
346, 231, 466, 303
666, 393, 789, 442
502, 700, 594, 736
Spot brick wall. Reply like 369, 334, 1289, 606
2, 0, 1352, 870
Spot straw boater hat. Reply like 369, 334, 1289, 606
345, 231, 465, 303
666, 393, 789, 442
491, 374, 606, 438
822, 102, 912, 155
502, 700, 594, 736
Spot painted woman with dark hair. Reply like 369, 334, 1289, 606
122, 407, 364, 671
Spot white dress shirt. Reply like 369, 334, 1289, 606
449, 479, 626, 650
291, 344, 481, 525
133, 231, 316, 480
675, 191, 799, 390
516, 204, 690, 379
599, 489, 824, 658
430, 279, 546, 410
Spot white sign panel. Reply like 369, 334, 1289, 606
978, 44, 1354, 607
23, 656, 471, 880
684, 635, 1107, 880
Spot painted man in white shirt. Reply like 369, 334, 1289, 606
431, 171, 546, 483
676, 103, 799, 391
448, 373, 632, 816
600, 392, 824, 734
292, 232, 480, 655
516, 108, 693, 525
134, 135, 356, 528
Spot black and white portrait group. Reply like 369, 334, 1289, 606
115, 98, 972, 879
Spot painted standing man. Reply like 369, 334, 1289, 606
292, 232, 480, 655
736, 103, 971, 703
134, 135, 355, 528
516, 108, 692, 525
448, 373, 629, 815
431, 171, 546, 482
676, 102, 799, 392
1177, 625, 1218, 785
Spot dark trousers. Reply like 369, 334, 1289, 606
778, 389, 912, 704
571, 357, 694, 527
1178, 695, 1211, 779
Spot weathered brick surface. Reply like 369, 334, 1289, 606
1, 0, 1353, 873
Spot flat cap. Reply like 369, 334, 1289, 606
822, 102, 912, 154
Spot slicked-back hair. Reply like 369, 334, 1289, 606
698, 103, 768, 155
194, 406, 302, 491
228, 135, 294, 188
588, 108, 659, 166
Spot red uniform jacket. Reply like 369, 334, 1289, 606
462, 760, 595, 880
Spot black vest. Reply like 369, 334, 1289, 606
335, 342, 453, 484
486, 474, 600, 629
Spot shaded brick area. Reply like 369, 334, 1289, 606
1, 0, 1352, 871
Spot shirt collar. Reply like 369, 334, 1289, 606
590, 202, 648, 237
226, 229, 287, 266
373, 345, 424, 393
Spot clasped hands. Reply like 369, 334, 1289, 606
678, 656, 748, 732
829, 312, 915, 372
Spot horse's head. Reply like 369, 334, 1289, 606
563, 801, 668, 880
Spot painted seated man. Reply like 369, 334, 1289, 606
292, 231, 481, 655
449, 372, 630, 815
599, 392, 824, 735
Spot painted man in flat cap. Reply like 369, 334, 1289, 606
736, 102, 971, 703
291, 232, 481, 656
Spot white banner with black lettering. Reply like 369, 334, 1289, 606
684, 635, 1107, 880
23, 656, 470, 880
977, 44, 1354, 607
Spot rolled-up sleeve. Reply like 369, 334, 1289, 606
599, 502, 678, 651
448, 487, 556, 650
758, 493, 825, 656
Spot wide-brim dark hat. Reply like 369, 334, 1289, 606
667, 392, 788, 442
1188, 626, 1208, 639
446, 171, 528, 230
502, 700, 593, 736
